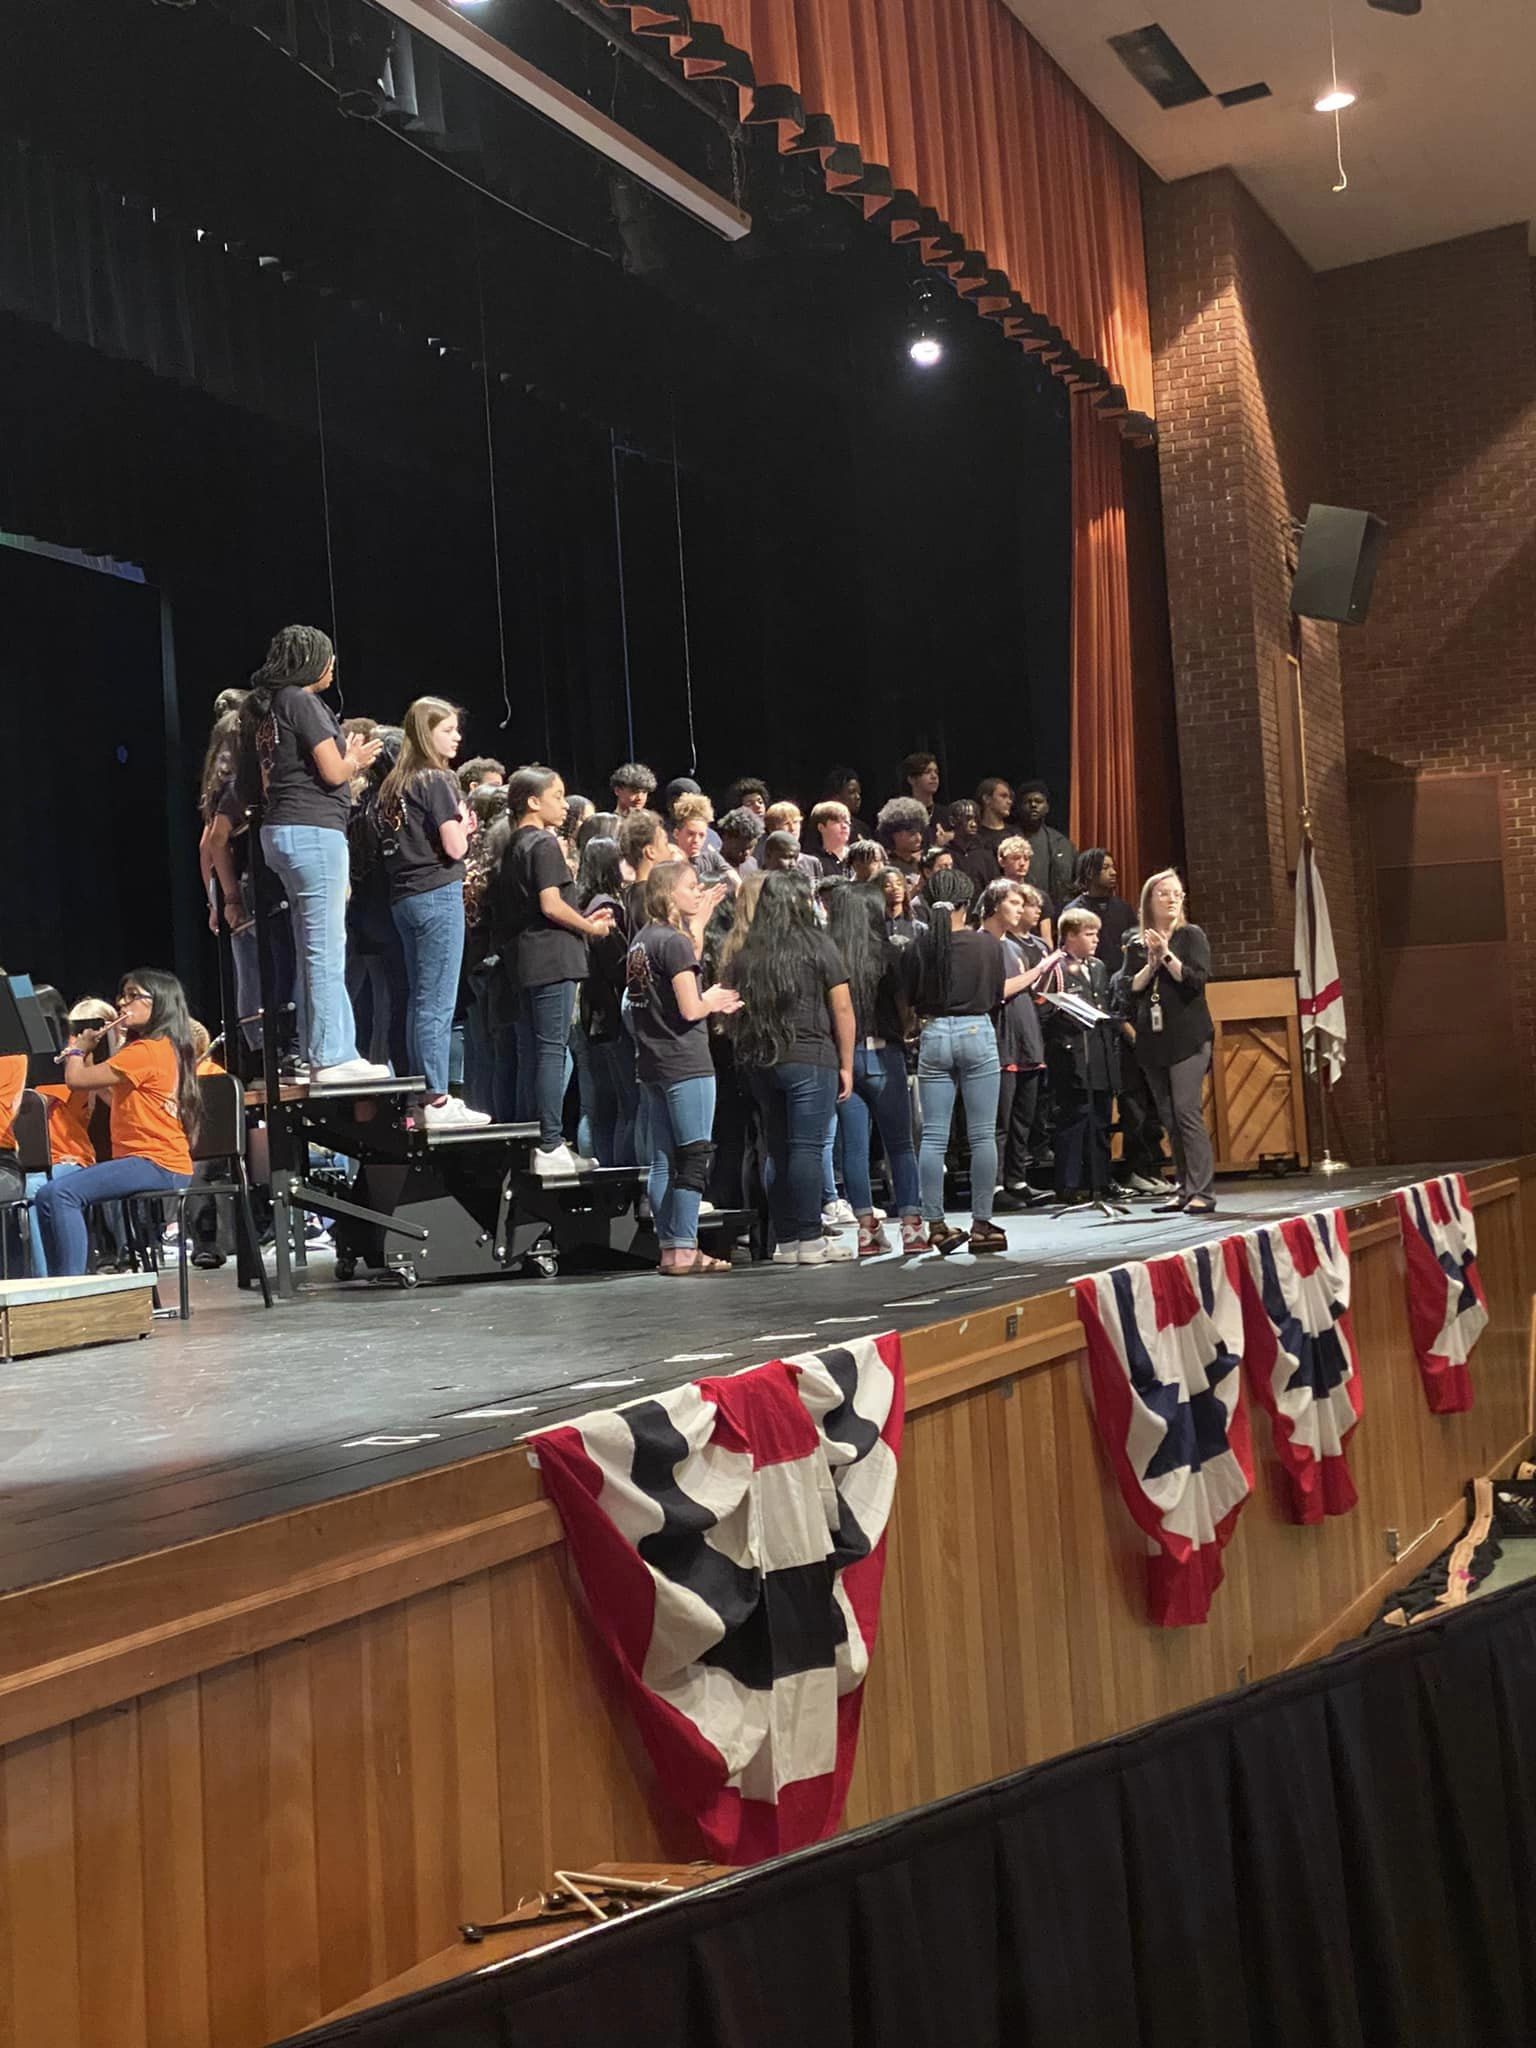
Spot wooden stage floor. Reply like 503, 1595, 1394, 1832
0, 1164, 1449, 1596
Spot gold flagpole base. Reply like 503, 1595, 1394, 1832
1317, 1151, 1351, 1175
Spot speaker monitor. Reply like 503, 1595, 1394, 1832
1290, 503, 1386, 626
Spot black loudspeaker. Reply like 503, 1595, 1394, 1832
1290, 503, 1387, 626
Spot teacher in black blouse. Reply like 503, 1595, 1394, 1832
1123, 870, 1216, 1216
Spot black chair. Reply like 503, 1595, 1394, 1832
168, 1072, 273, 1320
0, 1090, 53, 1281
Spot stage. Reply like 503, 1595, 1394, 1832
0, 1165, 1442, 1595
0, 1158, 1531, 2048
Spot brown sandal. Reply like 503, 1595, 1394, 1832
659, 1250, 732, 1276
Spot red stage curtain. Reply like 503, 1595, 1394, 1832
603, 0, 1154, 427
1069, 398, 1138, 880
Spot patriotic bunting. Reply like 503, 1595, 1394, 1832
1395, 1174, 1489, 1415
1073, 1241, 1252, 1627
1237, 1210, 1362, 1524
528, 1333, 903, 1864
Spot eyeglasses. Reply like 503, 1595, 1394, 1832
120, 988, 151, 1004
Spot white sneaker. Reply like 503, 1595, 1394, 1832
822, 1199, 856, 1229
771, 1243, 801, 1266
530, 1141, 579, 1177
1129, 1173, 1168, 1195
799, 1235, 855, 1265
424, 1097, 491, 1129
698, 1199, 717, 1215
569, 1150, 599, 1173
313, 1058, 392, 1086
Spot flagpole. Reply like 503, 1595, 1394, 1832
1290, 631, 1348, 1174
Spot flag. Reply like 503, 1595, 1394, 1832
1237, 1210, 1362, 1523
1296, 836, 1347, 1084
528, 1333, 903, 1863
1073, 1241, 1252, 1627
1395, 1174, 1488, 1415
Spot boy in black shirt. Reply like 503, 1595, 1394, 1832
1040, 908, 1120, 1204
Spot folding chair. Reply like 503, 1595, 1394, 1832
168, 1072, 274, 1320
0, 1091, 52, 1280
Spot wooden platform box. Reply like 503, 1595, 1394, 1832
0, 1272, 156, 1359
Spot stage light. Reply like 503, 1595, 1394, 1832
1314, 87, 1356, 112
909, 335, 943, 367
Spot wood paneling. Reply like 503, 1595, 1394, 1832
1365, 772, 1518, 1160
0, 1162, 1532, 2047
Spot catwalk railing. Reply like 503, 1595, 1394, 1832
0, 1161, 1531, 2046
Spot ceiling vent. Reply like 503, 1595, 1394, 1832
1217, 81, 1272, 107
1108, 23, 1210, 108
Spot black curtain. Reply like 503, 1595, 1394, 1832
283, 1576, 1536, 2048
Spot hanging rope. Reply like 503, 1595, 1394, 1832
671, 413, 697, 777
475, 225, 513, 731
610, 429, 636, 760
311, 337, 342, 710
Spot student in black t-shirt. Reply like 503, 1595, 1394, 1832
977, 880, 1063, 1206
723, 870, 856, 1267
377, 697, 488, 1131
625, 862, 742, 1275
876, 796, 929, 879
912, 867, 1027, 1256
1060, 849, 1135, 976
806, 801, 853, 877
493, 766, 615, 1176
996, 837, 1057, 943
823, 881, 924, 1256
616, 807, 671, 936
246, 624, 388, 1086
573, 835, 637, 1166
820, 768, 870, 841
946, 799, 1001, 895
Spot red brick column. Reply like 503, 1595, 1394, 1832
1143, 168, 1381, 1160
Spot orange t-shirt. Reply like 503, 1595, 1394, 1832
0, 1055, 25, 1152
36, 1082, 98, 1170
110, 1037, 193, 1175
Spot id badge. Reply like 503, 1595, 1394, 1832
1150, 999, 1165, 1035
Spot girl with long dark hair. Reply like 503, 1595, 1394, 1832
377, 697, 487, 1129
626, 862, 742, 1275
33, 969, 201, 1276
245, 625, 387, 1085
573, 835, 638, 1165
723, 869, 855, 1266
493, 765, 614, 1175
823, 881, 924, 1256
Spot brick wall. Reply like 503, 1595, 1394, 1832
1144, 168, 1381, 1158
1321, 226, 1536, 1150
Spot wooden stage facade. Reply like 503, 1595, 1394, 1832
1, 1160, 1532, 2047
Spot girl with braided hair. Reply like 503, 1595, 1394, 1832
244, 626, 388, 1085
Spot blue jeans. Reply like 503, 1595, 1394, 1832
917, 1017, 1000, 1224
516, 981, 577, 1149
262, 823, 358, 1070
838, 1043, 921, 1217
391, 881, 466, 1096
749, 1061, 839, 1243
35, 1157, 192, 1277
575, 1027, 638, 1166
25, 1159, 84, 1274
641, 1075, 716, 1249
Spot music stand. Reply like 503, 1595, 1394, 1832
0, 976, 57, 1063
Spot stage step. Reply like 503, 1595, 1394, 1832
0, 1270, 156, 1360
